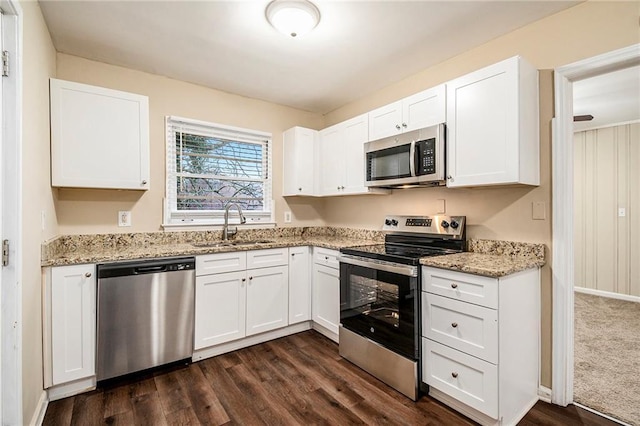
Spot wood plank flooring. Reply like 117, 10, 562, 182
43, 331, 617, 426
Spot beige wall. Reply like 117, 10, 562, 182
321, 1, 639, 388
574, 123, 640, 296
54, 54, 326, 234
21, 0, 58, 422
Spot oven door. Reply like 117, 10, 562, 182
339, 256, 418, 360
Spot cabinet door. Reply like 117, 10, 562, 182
289, 247, 311, 324
194, 271, 246, 349
342, 114, 369, 194
50, 78, 150, 190
283, 127, 317, 196
446, 58, 520, 187
246, 266, 289, 336
319, 125, 344, 195
368, 100, 402, 141
402, 85, 446, 132
51, 264, 96, 385
312, 263, 340, 334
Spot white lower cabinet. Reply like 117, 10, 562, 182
421, 266, 540, 426
289, 246, 311, 324
312, 247, 340, 341
45, 264, 97, 387
195, 248, 290, 350
246, 266, 289, 336
194, 271, 247, 349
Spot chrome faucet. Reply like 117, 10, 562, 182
223, 203, 246, 240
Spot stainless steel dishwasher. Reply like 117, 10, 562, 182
96, 257, 195, 381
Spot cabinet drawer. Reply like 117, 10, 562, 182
422, 293, 498, 363
422, 338, 498, 419
246, 248, 288, 269
314, 247, 340, 269
422, 267, 498, 309
197, 252, 247, 276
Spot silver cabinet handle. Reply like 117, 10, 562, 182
341, 186, 345, 190
142, 180, 147, 185
249, 276, 253, 280
337, 186, 340, 190
395, 124, 401, 130
242, 278, 246, 282
298, 187, 302, 191
447, 175, 453, 181
402, 123, 407, 128
451, 372, 458, 378
291, 253, 295, 257
85, 272, 92, 278
451, 322, 458, 328
451, 283, 458, 289
325, 256, 329, 260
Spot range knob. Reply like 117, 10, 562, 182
385, 219, 392, 226
391, 219, 398, 226
450, 220, 459, 229
441, 220, 450, 229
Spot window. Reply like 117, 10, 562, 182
165, 116, 273, 226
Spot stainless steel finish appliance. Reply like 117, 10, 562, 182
339, 215, 465, 400
365, 123, 446, 188
97, 257, 195, 381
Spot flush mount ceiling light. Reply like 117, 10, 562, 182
266, 0, 321, 38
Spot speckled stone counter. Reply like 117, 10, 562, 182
420, 239, 545, 278
41, 227, 385, 267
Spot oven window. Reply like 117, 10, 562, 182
340, 263, 417, 359
367, 144, 411, 181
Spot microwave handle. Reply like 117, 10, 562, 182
409, 140, 416, 177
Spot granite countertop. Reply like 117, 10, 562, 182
41, 233, 382, 267
42, 227, 546, 277
420, 252, 545, 278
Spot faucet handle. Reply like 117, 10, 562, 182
240, 215, 247, 224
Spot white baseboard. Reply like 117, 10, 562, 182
311, 322, 338, 343
538, 385, 552, 403
28, 391, 48, 426
47, 376, 97, 402
574, 287, 640, 303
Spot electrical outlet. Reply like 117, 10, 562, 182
284, 211, 292, 223
41, 210, 46, 231
618, 208, 626, 217
118, 211, 132, 227
435, 199, 446, 214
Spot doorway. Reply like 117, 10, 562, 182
552, 43, 640, 415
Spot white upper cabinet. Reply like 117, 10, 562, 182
368, 85, 446, 141
50, 78, 150, 190
282, 127, 318, 196
319, 114, 389, 196
446, 56, 539, 188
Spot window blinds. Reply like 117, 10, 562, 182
165, 116, 273, 225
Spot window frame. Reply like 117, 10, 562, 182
164, 115, 274, 227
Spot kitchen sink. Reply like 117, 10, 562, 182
191, 239, 275, 248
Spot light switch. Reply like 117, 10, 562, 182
532, 202, 546, 220
118, 211, 132, 227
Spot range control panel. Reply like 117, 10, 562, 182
382, 215, 466, 239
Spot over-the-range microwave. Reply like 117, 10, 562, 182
364, 123, 446, 188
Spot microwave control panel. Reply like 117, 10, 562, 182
416, 138, 436, 175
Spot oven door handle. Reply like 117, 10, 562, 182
338, 255, 418, 277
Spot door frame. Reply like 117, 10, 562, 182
0, 0, 22, 424
551, 43, 640, 406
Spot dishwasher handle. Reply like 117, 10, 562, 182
134, 265, 168, 274
97, 257, 195, 279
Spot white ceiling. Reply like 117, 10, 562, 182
573, 66, 640, 132
39, 0, 580, 114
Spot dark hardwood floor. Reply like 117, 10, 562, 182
43, 331, 617, 425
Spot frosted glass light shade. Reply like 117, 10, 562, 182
266, 0, 320, 38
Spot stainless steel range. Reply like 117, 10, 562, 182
338, 215, 466, 400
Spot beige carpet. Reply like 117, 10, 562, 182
574, 292, 640, 425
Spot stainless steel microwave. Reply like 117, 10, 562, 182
364, 123, 446, 188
